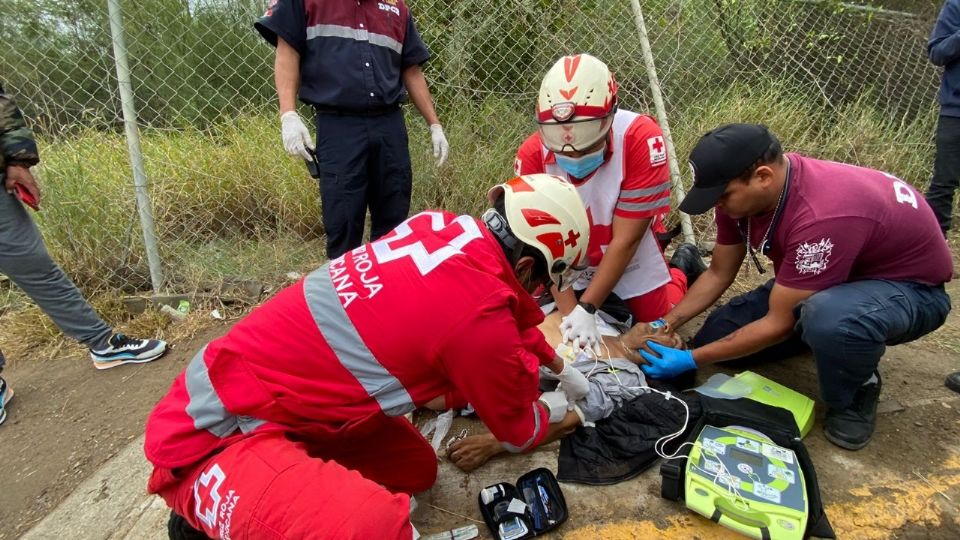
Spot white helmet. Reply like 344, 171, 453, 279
485, 174, 590, 291
536, 54, 618, 153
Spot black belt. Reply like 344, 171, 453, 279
313, 103, 401, 117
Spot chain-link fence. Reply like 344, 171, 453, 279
0, 0, 944, 296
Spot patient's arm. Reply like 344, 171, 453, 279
449, 410, 581, 472
447, 313, 608, 472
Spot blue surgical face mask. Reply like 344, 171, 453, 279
555, 146, 606, 179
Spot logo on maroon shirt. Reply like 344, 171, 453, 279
795, 238, 834, 275
379, 0, 400, 16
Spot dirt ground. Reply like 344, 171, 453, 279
2, 258, 960, 538
0, 325, 230, 539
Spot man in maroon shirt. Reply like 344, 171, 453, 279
623, 124, 953, 451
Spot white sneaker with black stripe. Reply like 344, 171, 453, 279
90, 333, 167, 370
0, 377, 13, 425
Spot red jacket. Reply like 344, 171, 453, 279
145, 211, 554, 485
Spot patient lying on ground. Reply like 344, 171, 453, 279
447, 311, 684, 472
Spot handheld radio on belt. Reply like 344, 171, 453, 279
305, 147, 321, 180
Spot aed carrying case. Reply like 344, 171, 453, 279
659, 396, 835, 539
477, 468, 568, 539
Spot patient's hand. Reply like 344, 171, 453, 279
449, 433, 502, 472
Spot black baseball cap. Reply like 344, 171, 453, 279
679, 123, 781, 215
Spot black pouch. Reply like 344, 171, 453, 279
659, 396, 836, 539
477, 468, 568, 539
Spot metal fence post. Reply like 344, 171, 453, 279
629, 0, 696, 246
106, 0, 164, 291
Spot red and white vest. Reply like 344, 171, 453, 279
544, 110, 671, 298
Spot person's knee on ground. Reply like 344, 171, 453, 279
798, 291, 884, 410
947, 371, 960, 394
797, 292, 883, 450
691, 280, 807, 368
668, 243, 707, 287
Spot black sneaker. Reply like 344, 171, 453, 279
90, 333, 167, 370
669, 243, 707, 287
168, 510, 209, 540
0, 376, 12, 425
823, 371, 881, 451
946, 371, 960, 394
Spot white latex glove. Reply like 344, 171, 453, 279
429, 123, 449, 166
560, 304, 602, 355
557, 363, 590, 403
537, 391, 569, 423
281, 111, 315, 161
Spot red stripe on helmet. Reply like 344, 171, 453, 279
506, 176, 535, 192
559, 87, 578, 100
563, 55, 582, 82
521, 208, 561, 227
536, 232, 565, 259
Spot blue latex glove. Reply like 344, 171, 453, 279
639, 341, 697, 379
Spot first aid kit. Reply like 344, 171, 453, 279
478, 468, 568, 539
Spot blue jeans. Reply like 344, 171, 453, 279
692, 279, 951, 409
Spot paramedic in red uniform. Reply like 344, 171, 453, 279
623, 124, 952, 451
255, 0, 449, 260
147, 174, 593, 539
514, 54, 704, 354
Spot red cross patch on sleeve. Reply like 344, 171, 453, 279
647, 136, 667, 167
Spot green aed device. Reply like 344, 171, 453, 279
685, 425, 808, 540
711, 372, 815, 438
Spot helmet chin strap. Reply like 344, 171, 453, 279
481, 208, 524, 265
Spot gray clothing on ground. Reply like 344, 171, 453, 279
541, 357, 650, 424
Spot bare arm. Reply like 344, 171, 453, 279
400, 64, 439, 126
449, 410, 581, 472
275, 37, 301, 115
551, 284, 578, 315
692, 283, 815, 364
663, 242, 746, 330
579, 215, 649, 310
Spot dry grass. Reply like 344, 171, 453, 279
1, 81, 948, 363
0, 288, 254, 368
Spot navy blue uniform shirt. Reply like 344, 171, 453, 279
255, 0, 430, 111
930, 0, 960, 117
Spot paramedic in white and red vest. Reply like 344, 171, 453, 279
514, 54, 705, 355
622, 124, 952, 452
145, 174, 593, 539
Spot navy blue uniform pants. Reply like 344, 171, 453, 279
926, 114, 960, 234
314, 108, 412, 260
691, 279, 951, 410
